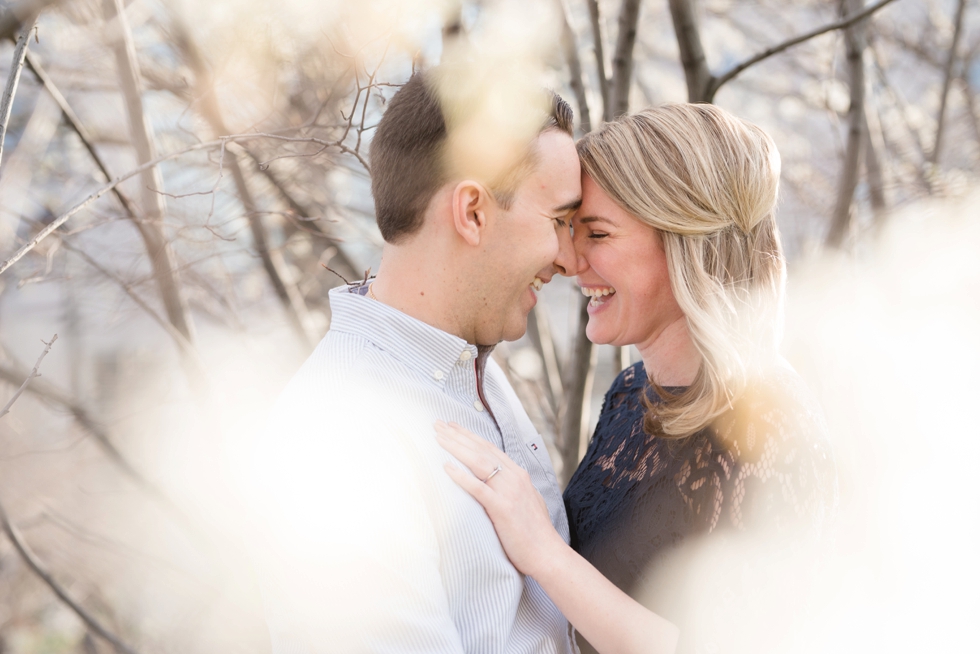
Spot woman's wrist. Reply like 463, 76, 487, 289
523, 530, 575, 582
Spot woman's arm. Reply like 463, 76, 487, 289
435, 421, 679, 654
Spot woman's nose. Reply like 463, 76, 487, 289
572, 232, 589, 275
553, 223, 576, 276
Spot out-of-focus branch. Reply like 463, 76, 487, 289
669, 0, 712, 102
560, 295, 596, 487
0, 354, 218, 562
103, 0, 197, 353
958, 65, 980, 151
526, 305, 563, 418
708, 0, 900, 101
863, 110, 888, 225
0, 498, 140, 654
586, 0, 610, 120
929, 0, 967, 167
0, 334, 55, 419
22, 49, 136, 216
245, 148, 359, 281
0, 336, 140, 654
0, 17, 36, 173
168, 12, 318, 348
57, 237, 201, 365
0, 0, 57, 41
556, 0, 592, 133
609, 0, 642, 118
827, 0, 868, 248
0, 132, 354, 276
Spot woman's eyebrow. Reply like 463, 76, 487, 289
577, 215, 616, 225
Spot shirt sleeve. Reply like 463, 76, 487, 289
246, 377, 467, 654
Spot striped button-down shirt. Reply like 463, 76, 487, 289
251, 284, 575, 654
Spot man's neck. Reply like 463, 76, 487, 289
369, 243, 476, 344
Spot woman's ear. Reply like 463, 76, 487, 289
451, 180, 490, 246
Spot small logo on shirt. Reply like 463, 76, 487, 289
529, 443, 538, 451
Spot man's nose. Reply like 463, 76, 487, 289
553, 224, 576, 276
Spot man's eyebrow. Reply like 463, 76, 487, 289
553, 198, 582, 213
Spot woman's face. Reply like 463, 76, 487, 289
572, 174, 686, 350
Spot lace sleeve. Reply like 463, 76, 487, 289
710, 365, 838, 538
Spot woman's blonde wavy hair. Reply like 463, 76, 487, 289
577, 103, 785, 440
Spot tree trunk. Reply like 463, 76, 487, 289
669, 0, 712, 102
863, 110, 888, 227
929, 0, 967, 169
556, 0, 593, 133
826, 0, 867, 248
586, 0, 610, 120
609, 0, 642, 118
560, 295, 596, 487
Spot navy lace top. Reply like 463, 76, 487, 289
563, 361, 837, 654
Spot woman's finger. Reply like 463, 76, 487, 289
441, 422, 527, 475
444, 462, 501, 511
435, 428, 502, 480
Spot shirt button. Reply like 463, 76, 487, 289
473, 401, 484, 412
459, 350, 472, 362
433, 370, 444, 381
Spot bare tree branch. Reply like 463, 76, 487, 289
0, 0, 57, 41
169, 12, 318, 348
708, 0, 900, 101
929, 0, 967, 167
0, 356, 216, 561
559, 295, 595, 487
0, 498, 141, 654
526, 305, 563, 418
585, 0, 610, 120
245, 147, 360, 282
669, 0, 712, 102
0, 334, 55, 419
609, 0, 642, 118
0, 17, 37, 173
103, 0, 197, 353
827, 0, 868, 248
0, 132, 357, 275
0, 334, 140, 654
556, 0, 592, 133
863, 110, 888, 225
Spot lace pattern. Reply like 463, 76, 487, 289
563, 361, 837, 650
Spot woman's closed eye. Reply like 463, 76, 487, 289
588, 231, 609, 239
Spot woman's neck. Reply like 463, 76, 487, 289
635, 316, 701, 387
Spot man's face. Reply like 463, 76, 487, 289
473, 130, 581, 344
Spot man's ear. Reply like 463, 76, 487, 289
451, 180, 491, 247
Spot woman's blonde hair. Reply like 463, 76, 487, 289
577, 103, 785, 439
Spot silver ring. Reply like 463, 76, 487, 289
483, 465, 502, 483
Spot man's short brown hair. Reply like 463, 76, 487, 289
369, 71, 573, 244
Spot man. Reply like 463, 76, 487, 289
250, 69, 582, 653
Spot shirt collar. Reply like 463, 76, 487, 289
327, 284, 480, 381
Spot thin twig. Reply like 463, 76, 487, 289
0, 334, 56, 418
709, 0, 901, 99
0, 132, 358, 276
0, 17, 38, 173
0, 498, 140, 654
0, 0, 58, 42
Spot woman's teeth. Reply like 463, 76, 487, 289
531, 277, 544, 291
581, 286, 615, 307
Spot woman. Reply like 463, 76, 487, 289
436, 103, 836, 653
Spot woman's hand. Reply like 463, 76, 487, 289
434, 421, 567, 578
